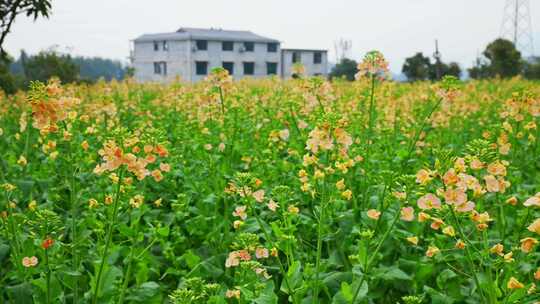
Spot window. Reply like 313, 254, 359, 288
196, 61, 208, 75
267, 43, 278, 53
163, 41, 169, 51
292, 52, 301, 63
196, 40, 207, 50
314, 52, 322, 64
243, 62, 254, 75
153, 41, 159, 51
223, 62, 234, 75
153, 62, 167, 75
222, 41, 234, 51
244, 42, 254, 52
266, 62, 277, 75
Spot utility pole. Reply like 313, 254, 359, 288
433, 39, 442, 80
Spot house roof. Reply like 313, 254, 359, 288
281, 48, 328, 52
134, 27, 280, 43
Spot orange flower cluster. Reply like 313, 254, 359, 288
94, 140, 169, 181
355, 50, 390, 80
29, 81, 80, 133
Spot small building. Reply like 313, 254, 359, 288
131, 27, 328, 82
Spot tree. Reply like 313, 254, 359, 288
1, 0, 52, 60
402, 52, 461, 82
469, 38, 522, 79
72, 56, 127, 81
523, 57, 540, 80
402, 52, 431, 81
468, 58, 491, 79
22, 50, 79, 83
429, 61, 461, 80
0, 56, 17, 94
329, 58, 358, 81
444, 62, 462, 78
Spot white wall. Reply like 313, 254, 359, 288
281, 50, 328, 78
133, 40, 190, 82
133, 39, 328, 82
190, 40, 281, 82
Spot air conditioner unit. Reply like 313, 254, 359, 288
191, 46, 197, 52
239, 46, 245, 53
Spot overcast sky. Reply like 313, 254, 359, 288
5, 0, 540, 73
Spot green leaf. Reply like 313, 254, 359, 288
436, 269, 457, 289
423, 286, 455, 304
253, 281, 278, 304
181, 250, 201, 269
507, 288, 527, 302
157, 226, 170, 237
349, 280, 368, 303
0, 243, 10, 262
377, 266, 412, 281
340, 282, 353, 301
126, 281, 161, 302
281, 261, 302, 294
6, 283, 33, 304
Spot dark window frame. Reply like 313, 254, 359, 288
153, 41, 159, 51
196, 40, 208, 50
163, 41, 169, 51
314, 52, 322, 64
223, 61, 234, 75
244, 42, 254, 52
222, 41, 234, 51
313, 52, 322, 64
243, 62, 255, 75
266, 62, 277, 75
267, 43, 278, 52
153, 61, 167, 75
196, 61, 208, 75
292, 52, 301, 63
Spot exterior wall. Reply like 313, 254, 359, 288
133, 40, 190, 82
189, 40, 281, 82
281, 50, 328, 78
132, 36, 328, 82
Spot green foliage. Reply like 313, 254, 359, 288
402, 53, 431, 81
0, 57, 17, 94
71, 56, 127, 81
483, 38, 522, 78
523, 57, 540, 80
21, 51, 79, 84
168, 277, 220, 304
469, 38, 523, 79
8, 50, 129, 89
329, 58, 358, 81
402, 52, 461, 82
1, 76, 540, 303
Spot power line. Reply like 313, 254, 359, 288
500, 0, 535, 57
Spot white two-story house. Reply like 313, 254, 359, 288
131, 27, 327, 82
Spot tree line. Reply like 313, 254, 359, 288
330, 38, 540, 82
0, 50, 132, 94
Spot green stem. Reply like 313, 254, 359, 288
252, 209, 297, 304
360, 75, 377, 211
313, 202, 325, 303
92, 170, 124, 304
365, 74, 376, 162
117, 247, 135, 304
351, 210, 400, 304
449, 208, 487, 302
45, 248, 51, 304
